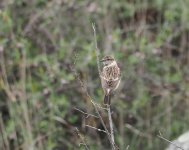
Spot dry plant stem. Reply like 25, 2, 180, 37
92, 23, 117, 150
92, 23, 101, 75
86, 125, 107, 133
157, 131, 184, 150
92, 101, 114, 145
125, 124, 151, 139
74, 107, 99, 118
75, 128, 89, 150
107, 105, 115, 146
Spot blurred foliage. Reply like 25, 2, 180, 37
0, 0, 189, 150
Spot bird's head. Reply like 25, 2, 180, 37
101, 55, 115, 66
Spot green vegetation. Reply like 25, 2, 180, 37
0, 0, 189, 149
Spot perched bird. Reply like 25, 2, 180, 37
100, 56, 121, 105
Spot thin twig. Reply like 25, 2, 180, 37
74, 107, 99, 118
92, 23, 101, 75
107, 105, 115, 147
93, 101, 108, 111
157, 131, 184, 150
125, 124, 151, 139
91, 102, 117, 149
91, 101, 108, 110
86, 125, 107, 133
75, 128, 90, 150
92, 101, 113, 143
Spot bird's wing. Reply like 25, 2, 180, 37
118, 67, 121, 77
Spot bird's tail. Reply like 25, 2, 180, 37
104, 94, 111, 105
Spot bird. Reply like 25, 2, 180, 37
100, 55, 121, 105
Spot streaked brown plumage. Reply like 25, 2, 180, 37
100, 56, 121, 105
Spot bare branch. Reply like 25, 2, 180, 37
91, 101, 113, 144
74, 107, 99, 118
75, 128, 90, 150
91, 101, 108, 110
92, 23, 101, 76
86, 125, 107, 133
125, 124, 151, 139
157, 131, 184, 150
92, 23, 118, 150
107, 105, 115, 146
